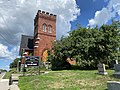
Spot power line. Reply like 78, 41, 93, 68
0, 1, 21, 45
0, 2, 21, 45
0, 49, 19, 61
0, 13, 12, 36
0, 13, 18, 45
0, 49, 11, 56
0, 32, 14, 45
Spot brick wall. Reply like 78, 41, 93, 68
34, 10, 56, 61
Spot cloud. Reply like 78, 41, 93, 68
0, 0, 80, 60
0, 0, 80, 42
88, 0, 120, 27
0, 43, 19, 60
0, 44, 11, 58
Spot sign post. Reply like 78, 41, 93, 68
23, 56, 40, 76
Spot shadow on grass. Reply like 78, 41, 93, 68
51, 65, 99, 71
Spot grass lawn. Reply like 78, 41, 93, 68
3, 68, 17, 79
18, 70, 120, 90
3, 68, 22, 79
3, 67, 47, 79
3, 71, 12, 79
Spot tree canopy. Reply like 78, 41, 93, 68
10, 58, 21, 68
48, 21, 120, 70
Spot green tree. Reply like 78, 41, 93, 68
98, 21, 120, 64
48, 21, 120, 70
10, 58, 21, 68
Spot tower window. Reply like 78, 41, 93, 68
48, 25, 52, 33
43, 24, 47, 32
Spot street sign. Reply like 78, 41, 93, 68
25, 56, 40, 67
22, 56, 41, 76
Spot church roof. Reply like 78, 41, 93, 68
19, 35, 34, 55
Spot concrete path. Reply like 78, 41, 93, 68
0, 73, 20, 90
0, 78, 9, 90
9, 85, 20, 90
9, 74, 20, 90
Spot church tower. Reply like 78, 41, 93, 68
34, 10, 56, 61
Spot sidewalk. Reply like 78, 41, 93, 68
0, 73, 20, 90
0, 79, 9, 90
9, 84, 20, 90
9, 74, 21, 90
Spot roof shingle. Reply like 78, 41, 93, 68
19, 35, 34, 55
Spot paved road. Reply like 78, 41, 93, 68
0, 72, 5, 79
0, 72, 9, 90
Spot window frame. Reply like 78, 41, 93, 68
43, 23, 47, 32
48, 25, 52, 33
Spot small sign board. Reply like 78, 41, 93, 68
25, 56, 40, 67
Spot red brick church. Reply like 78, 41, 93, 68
19, 10, 56, 64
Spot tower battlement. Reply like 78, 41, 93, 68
34, 10, 56, 25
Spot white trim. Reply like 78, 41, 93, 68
23, 52, 27, 55
35, 41, 39, 44
36, 37, 40, 40
34, 46, 38, 48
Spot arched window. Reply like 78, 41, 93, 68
48, 25, 52, 33
43, 23, 46, 32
